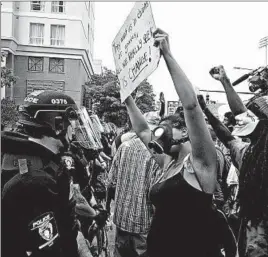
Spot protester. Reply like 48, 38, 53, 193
223, 112, 236, 133
199, 66, 268, 257
225, 163, 240, 239
208, 126, 231, 211
124, 28, 236, 257
111, 129, 137, 158
100, 132, 112, 157
107, 115, 161, 257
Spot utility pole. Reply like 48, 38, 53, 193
233, 67, 253, 71
259, 36, 268, 66
199, 89, 254, 95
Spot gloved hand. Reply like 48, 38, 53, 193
94, 209, 109, 228
84, 148, 100, 161
56, 155, 74, 204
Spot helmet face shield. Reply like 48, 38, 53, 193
32, 107, 103, 151
70, 107, 103, 150
90, 114, 104, 134
33, 109, 70, 134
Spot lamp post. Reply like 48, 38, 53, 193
259, 36, 268, 66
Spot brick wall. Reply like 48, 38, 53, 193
11, 55, 90, 106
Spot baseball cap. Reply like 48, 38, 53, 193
232, 110, 259, 137
143, 111, 161, 130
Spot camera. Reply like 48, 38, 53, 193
248, 66, 268, 92
248, 67, 268, 92
249, 83, 264, 92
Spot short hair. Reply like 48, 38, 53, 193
224, 112, 236, 126
160, 113, 187, 130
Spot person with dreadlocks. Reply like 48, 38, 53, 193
202, 65, 268, 257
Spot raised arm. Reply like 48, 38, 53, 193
154, 29, 216, 171
197, 95, 235, 147
159, 92, 165, 118
209, 65, 247, 116
124, 96, 152, 147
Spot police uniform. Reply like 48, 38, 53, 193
1, 90, 80, 257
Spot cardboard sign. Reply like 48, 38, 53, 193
112, 2, 160, 102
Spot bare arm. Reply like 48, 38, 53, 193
125, 96, 152, 147
154, 28, 216, 191
204, 107, 235, 147
159, 36, 216, 166
210, 66, 247, 116
197, 94, 235, 147
198, 95, 250, 173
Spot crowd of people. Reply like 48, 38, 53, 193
1, 28, 268, 257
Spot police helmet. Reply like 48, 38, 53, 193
18, 90, 78, 136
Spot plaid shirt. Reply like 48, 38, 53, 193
108, 138, 160, 233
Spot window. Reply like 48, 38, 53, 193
28, 57, 44, 71
49, 58, 64, 73
50, 25, 65, 46
29, 23, 44, 45
30, 1, 45, 11
51, 1, 65, 13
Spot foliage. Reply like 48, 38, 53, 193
84, 68, 156, 127
1, 97, 19, 129
1, 57, 18, 88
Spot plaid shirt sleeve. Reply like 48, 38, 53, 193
108, 145, 122, 188
149, 160, 162, 189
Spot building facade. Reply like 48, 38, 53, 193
1, 1, 96, 106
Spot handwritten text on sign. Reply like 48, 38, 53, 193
112, 2, 160, 102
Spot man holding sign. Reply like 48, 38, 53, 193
112, 1, 160, 103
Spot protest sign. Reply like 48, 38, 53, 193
112, 2, 160, 102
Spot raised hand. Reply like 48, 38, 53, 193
197, 94, 207, 111
153, 28, 171, 56
136, 89, 144, 99
209, 65, 228, 82
159, 92, 165, 103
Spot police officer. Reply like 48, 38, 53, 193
1, 90, 85, 257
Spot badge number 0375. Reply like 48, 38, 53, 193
51, 99, 68, 104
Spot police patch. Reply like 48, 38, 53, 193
28, 212, 59, 250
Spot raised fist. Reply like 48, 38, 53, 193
209, 65, 228, 82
